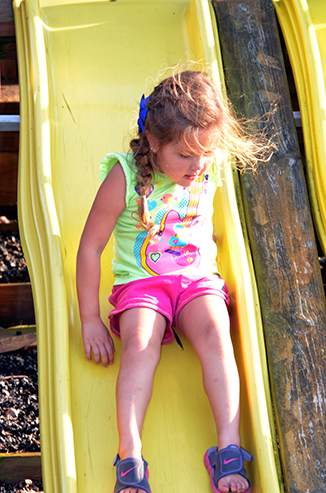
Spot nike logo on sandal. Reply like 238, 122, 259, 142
223, 458, 239, 465
121, 465, 138, 477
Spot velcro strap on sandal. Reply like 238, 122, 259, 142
113, 455, 151, 493
218, 445, 250, 475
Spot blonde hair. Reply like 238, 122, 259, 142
130, 70, 272, 236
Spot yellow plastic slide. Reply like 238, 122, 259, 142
13, 0, 283, 492
274, 0, 326, 254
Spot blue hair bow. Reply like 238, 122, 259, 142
137, 94, 151, 134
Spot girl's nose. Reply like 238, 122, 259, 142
190, 156, 205, 170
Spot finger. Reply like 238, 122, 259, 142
84, 343, 92, 362
91, 344, 102, 365
99, 344, 111, 367
105, 341, 115, 365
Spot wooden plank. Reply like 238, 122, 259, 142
0, 327, 37, 353
0, 102, 19, 115
0, 453, 42, 483
0, 60, 19, 103
0, 218, 18, 231
0, 151, 18, 205
0, 0, 14, 25
0, 283, 35, 327
0, 205, 17, 220
0, 1, 15, 39
0, 24, 15, 37
213, 0, 326, 491
0, 132, 19, 152
0, 84, 20, 103
0, 39, 16, 61
1, 60, 17, 80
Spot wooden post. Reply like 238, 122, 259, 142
213, 0, 326, 491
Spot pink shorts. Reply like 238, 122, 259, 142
108, 274, 229, 344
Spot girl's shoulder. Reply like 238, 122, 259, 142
99, 151, 135, 183
100, 151, 139, 207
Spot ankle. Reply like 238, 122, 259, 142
118, 443, 142, 461
217, 434, 241, 451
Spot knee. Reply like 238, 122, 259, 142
193, 320, 232, 358
121, 331, 161, 367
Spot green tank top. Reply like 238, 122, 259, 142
100, 152, 222, 285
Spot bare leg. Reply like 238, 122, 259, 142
178, 295, 249, 493
116, 307, 166, 493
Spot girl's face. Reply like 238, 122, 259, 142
148, 129, 218, 188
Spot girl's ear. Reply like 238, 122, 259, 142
146, 132, 160, 153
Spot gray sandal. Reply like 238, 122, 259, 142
113, 454, 151, 493
204, 444, 252, 493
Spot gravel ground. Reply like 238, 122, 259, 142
0, 480, 43, 493
0, 232, 30, 284
0, 229, 39, 455
0, 229, 42, 491
0, 348, 42, 492
0, 349, 40, 454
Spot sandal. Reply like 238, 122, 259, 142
113, 454, 151, 493
204, 444, 252, 493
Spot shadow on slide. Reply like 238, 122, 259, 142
13, 0, 283, 492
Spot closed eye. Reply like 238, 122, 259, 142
180, 152, 215, 159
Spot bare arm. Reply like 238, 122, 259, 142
76, 162, 126, 366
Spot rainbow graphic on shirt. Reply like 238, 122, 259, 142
139, 175, 206, 276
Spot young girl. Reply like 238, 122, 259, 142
77, 71, 265, 493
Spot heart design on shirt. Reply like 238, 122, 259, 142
150, 252, 161, 263
147, 200, 157, 211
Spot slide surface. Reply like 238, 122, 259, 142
13, 0, 282, 492
274, 0, 326, 253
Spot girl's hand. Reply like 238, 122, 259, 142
82, 318, 115, 367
